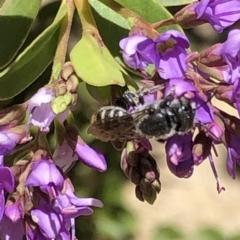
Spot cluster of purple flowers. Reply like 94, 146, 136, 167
119, 0, 240, 196
0, 64, 107, 239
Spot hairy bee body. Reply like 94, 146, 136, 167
135, 97, 195, 140
88, 85, 195, 143
89, 106, 142, 142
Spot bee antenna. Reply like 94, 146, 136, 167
194, 90, 216, 111
119, 84, 166, 109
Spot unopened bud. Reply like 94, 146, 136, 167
120, 148, 127, 169
135, 186, 144, 202
129, 167, 140, 185
196, 61, 223, 82
0, 103, 27, 127
139, 178, 152, 196
71, 93, 78, 106
66, 75, 79, 93
143, 190, 157, 205
53, 81, 67, 97
152, 179, 161, 193
174, 5, 205, 29
192, 131, 212, 165
219, 110, 240, 136
127, 151, 139, 167
140, 158, 154, 179
51, 93, 72, 114
126, 141, 135, 153
61, 62, 75, 81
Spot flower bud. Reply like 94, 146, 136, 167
129, 167, 140, 185
60, 62, 75, 81
51, 93, 72, 114
192, 131, 212, 165
53, 81, 67, 97
139, 178, 153, 196
5, 193, 23, 222
135, 186, 144, 202
0, 103, 27, 128
142, 190, 157, 205
219, 111, 240, 136
66, 75, 79, 93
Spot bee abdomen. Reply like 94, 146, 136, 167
95, 106, 129, 122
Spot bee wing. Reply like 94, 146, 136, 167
88, 108, 146, 142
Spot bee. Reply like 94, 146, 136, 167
88, 84, 195, 144
88, 106, 143, 142
88, 84, 164, 143
135, 95, 195, 140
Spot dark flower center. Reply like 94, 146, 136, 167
157, 38, 176, 54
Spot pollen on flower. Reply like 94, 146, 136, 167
157, 38, 176, 53
31, 215, 39, 223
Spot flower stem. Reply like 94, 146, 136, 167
100, 0, 159, 39
74, 0, 98, 33
51, 0, 75, 82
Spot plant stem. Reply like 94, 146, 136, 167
74, 0, 97, 33
51, 0, 75, 82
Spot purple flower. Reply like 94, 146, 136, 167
152, 30, 190, 79
0, 125, 29, 165
211, 29, 240, 84
119, 34, 150, 70
209, 30, 240, 114
5, 200, 23, 222
31, 199, 64, 239
226, 133, 240, 179
165, 78, 214, 124
0, 167, 15, 220
120, 30, 190, 79
25, 159, 64, 191
53, 181, 103, 219
65, 125, 107, 172
166, 134, 194, 178
28, 87, 56, 131
0, 216, 24, 240
22, 155, 103, 239
53, 140, 79, 173
191, 0, 240, 32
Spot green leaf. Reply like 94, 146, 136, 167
0, 0, 42, 68
88, 0, 138, 89
89, 0, 129, 58
86, 84, 111, 104
113, 0, 182, 31
153, 226, 184, 240
70, 34, 126, 87
89, 0, 129, 30
196, 228, 225, 240
156, 0, 195, 7
0, 3, 67, 100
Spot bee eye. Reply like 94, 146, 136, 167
147, 107, 155, 115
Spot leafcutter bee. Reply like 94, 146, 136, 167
88, 84, 195, 145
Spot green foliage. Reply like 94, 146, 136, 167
89, 0, 129, 30
153, 225, 240, 240
89, 0, 129, 58
156, 0, 195, 7
0, 0, 41, 68
153, 225, 184, 240
113, 0, 181, 31
70, 33, 127, 87
195, 228, 226, 240
0, 2, 67, 100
